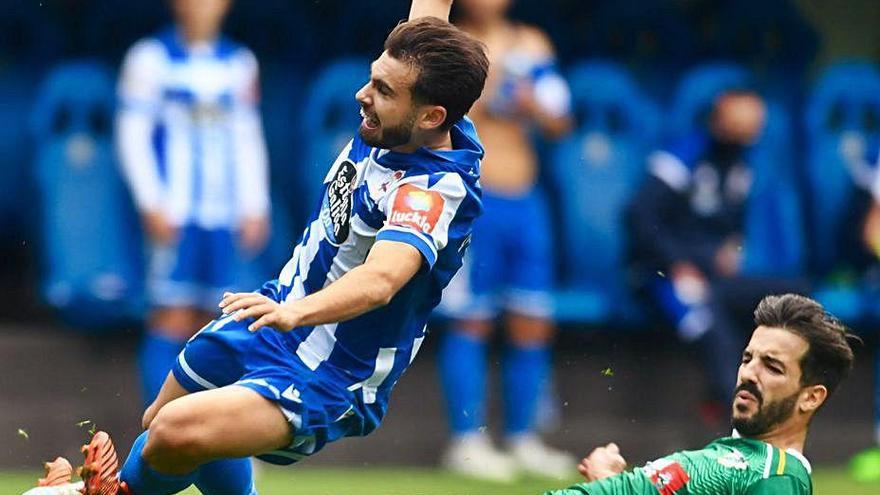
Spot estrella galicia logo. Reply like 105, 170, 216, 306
321, 160, 357, 246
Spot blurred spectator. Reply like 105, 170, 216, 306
438, 0, 575, 481
626, 90, 807, 426
115, 0, 270, 407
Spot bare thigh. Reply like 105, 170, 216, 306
144, 385, 292, 474
142, 373, 190, 429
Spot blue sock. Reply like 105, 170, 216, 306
438, 330, 486, 434
120, 431, 198, 495
195, 458, 257, 495
139, 330, 187, 407
502, 343, 549, 435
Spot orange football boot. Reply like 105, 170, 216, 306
78, 431, 131, 495
37, 457, 74, 487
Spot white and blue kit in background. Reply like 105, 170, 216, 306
117, 27, 270, 310
171, 119, 484, 464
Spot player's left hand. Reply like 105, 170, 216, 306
219, 292, 300, 332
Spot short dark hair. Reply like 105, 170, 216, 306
384, 17, 489, 130
754, 294, 859, 397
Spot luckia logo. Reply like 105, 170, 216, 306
405, 190, 433, 212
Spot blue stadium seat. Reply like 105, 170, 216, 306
299, 58, 370, 214
259, 66, 307, 227
549, 61, 660, 324
804, 62, 880, 321
805, 62, 880, 269
741, 100, 806, 277
31, 61, 145, 329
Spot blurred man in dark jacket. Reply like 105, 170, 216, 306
627, 90, 805, 425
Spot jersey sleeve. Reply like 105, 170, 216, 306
118, 39, 164, 114
745, 476, 810, 495
115, 39, 166, 213
376, 172, 468, 269
230, 47, 270, 219
542, 485, 592, 495
543, 469, 654, 495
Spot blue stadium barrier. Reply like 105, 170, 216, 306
0, 2, 65, 239
299, 58, 370, 215
321, 0, 409, 58
586, 0, 697, 102
226, 0, 316, 67
82, 0, 170, 62
549, 61, 660, 324
714, 0, 818, 73
0, 67, 39, 238
804, 62, 880, 321
31, 61, 145, 329
0, 0, 65, 66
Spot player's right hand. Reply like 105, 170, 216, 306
577, 442, 626, 482
142, 210, 177, 246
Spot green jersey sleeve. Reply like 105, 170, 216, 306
745, 476, 810, 495
542, 469, 656, 495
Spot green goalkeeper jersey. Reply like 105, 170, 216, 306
545, 437, 812, 495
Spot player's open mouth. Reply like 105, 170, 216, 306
360, 108, 380, 130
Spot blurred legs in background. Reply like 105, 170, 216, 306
437, 192, 575, 481
140, 226, 243, 407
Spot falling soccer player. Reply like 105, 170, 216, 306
25, 1, 489, 494
545, 294, 859, 495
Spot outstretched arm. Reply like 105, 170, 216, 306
409, 0, 453, 21
219, 240, 423, 331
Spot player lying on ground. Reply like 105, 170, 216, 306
25, 1, 489, 494
544, 294, 859, 495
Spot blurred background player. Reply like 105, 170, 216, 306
116, 0, 270, 406
545, 293, 859, 495
438, 0, 574, 481
627, 90, 808, 427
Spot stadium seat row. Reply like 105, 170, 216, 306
23, 57, 880, 331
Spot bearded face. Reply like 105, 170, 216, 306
731, 380, 800, 436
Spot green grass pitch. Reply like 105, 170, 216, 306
1, 466, 877, 494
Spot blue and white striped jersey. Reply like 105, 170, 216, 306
116, 27, 269, 229
276, 118, 483, 426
